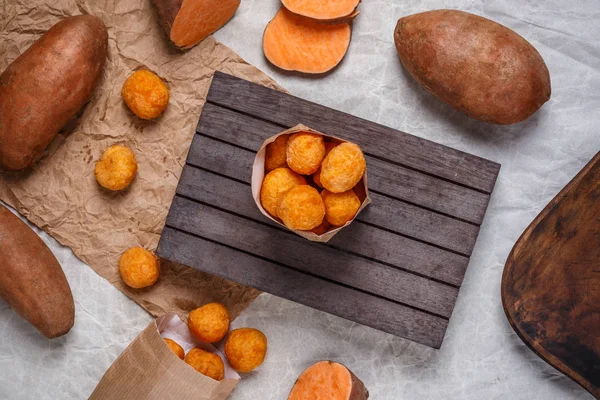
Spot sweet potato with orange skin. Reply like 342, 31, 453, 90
0, 15, 107, 171
263, 8, 351, 74
0, 205, 74, 338
394, 10, 551, 125
288, 361, 368, 400
151, 0, 240, 49
281, 0, 360, 22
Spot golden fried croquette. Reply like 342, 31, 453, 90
94, 145, 138, 191
188, 302, 230, 343
260, 168, 307, 217
121, 70, 170, 120
321, 189, 361, 226
312, 167, 323, 188
164, 338, 185, 360
311, 219, 332, 235
320, 142, 366, 193
118, 247, 160, 289
265, 135, 289, 171
184, 348, 225, 381
286, 132, 326, 175
277, 185, 325, 230
225, 328, 267, 373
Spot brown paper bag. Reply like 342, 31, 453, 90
90, 314, 239, 400
251, 124, 371, 243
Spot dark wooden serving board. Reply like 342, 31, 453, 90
502, 152, 600, 398
157, 72, 500, 349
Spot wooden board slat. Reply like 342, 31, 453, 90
157, 72, 501, 348
187, 134, 479, 256
158, 227, 449, 349
197, 102, 490, 224
167, 196, 459, 317
176, 167, 469, 286
206, 72, 500, 193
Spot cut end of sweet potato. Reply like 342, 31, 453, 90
152, 0, 240, 49
263, 8, 351, 74
288, 361, 369, 400
282, 0, 360, 22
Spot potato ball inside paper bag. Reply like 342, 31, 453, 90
251, 124, 370, 243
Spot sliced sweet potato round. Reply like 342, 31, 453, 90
281, 0, 360, 22
288, 361, 369, 400
263, 8, 351, 74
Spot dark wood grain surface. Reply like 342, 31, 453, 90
157, 72, 500, 348
502, 152, 600, 398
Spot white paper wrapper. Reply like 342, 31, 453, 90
251, 124, 371, 242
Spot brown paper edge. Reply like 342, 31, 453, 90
251, 124, 371, 243
89, 314, 238, 400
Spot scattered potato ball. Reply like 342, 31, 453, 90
188, 302, 230, 343
311, 219, 332, 235
321, 189, 361, 226
320, 142, 366, 193
164, 338, 185, 360
286, 132, 326, 175
225, 328, 267, 373
277, 185, 325, 230
121, 70, 170, 120
185, 348, 225, 381
94, 145, 138, 191
118, 247, 160, 289
265, 135, 289, 171
260, 168, 307, 217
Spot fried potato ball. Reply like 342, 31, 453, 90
260, 168, 307, 217
184, 348, 225, 381
188, 302, 230, 343
122, 70, 170, 120
320, 142, 366, 193
95, 145, 138, 191
286, 132, 326, 175
225, 328, 267, 373
164, 338, 185, 360
312, 167, 323, 188
118, 247, 160, 289
321, 189, 361, 226
265, 135, 289, 171
277, 185, 325, 230
311, 219, 332, 235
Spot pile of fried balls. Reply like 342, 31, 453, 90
260, 131, 366, 234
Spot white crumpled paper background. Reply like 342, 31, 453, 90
1, 0, 599, 399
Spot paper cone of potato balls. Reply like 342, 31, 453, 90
251, 124, 370, 242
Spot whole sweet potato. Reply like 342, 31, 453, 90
0, 205, 75, 338
0, 15, 108, 171
394, 10, 551, 125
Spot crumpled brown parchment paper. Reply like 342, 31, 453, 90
0, 0, 283, 320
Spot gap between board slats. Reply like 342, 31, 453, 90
205, 72, 500, 194
158, 226, 449, 348
174, 166, 469, 287
196, 102, 491, 225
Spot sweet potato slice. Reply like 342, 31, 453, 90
151, 0, 240, 48
263, 8, 351, 74
288, 361, 369, 400
282, 0, 360, 22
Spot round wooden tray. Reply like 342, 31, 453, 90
502, 152, 600, 399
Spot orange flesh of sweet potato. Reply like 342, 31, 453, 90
263, 8, 351, 74
170, 0, 240, 48
282, 0, 360, 21
288, 361, 369, 400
